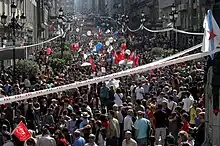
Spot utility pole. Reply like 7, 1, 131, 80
204, 1, 220, 146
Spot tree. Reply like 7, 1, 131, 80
5, 60, 40, 79
49, 58, 66, 72
51, 51, 73, 64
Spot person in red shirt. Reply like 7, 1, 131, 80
181, 113, 190, 132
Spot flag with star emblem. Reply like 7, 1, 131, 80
202, 10, 220, 60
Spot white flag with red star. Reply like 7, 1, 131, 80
201, 10, 220, 59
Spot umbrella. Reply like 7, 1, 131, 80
81, 62, 91, 67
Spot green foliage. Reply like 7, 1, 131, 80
4, 60, 40, 78
49, 58, 66, 72
151, 47, 163, 55
151, 48, 174, 57
51, 51, 73, 64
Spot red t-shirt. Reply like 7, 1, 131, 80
181, 122, 190, 132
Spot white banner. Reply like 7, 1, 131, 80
0, 43, 203, 104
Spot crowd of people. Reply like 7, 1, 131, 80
0, 21, 205, 146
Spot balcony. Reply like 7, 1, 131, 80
178, 4, 187, 11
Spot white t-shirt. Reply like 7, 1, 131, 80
124, 115, 133, 131
135, 86, 144, 100
114, 93, 123, 106
168, 101, 177, 112
142, 83, 150, 94
182, 97, 194, 112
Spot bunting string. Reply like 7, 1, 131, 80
0, 33, 63, 52
127, 24, 143, 32
124, 24, 204, 35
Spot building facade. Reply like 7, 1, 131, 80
128, 0, 159, 28
0, 0, 38, 61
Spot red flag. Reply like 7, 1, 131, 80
74, 43, 79, 50
113, 51, 119, 64
121, 43, 127, 50
118, 49, 125, 61
12, 121, 31, 141
128, 52, 134, 61
89, 56, 96, 72
133, 55, 139, 68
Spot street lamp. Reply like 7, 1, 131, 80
59, 7, 64, 16
11, 2, 17, 14
140, 11, 146, 49
169, 3, 178, 53
0, 1, 26, 83
1, 12, 7, 25
58, 7, 65, 58
140, 11, 146, 24
20, 13, 27, 25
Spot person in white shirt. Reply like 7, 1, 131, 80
182, 92, 194, 112
135, 83, 144, 100
122, 131, 137, 146
167, 96, 177, 112
114, 88, 123, 106
142, 80, 150, 95
124, 109, 134, 132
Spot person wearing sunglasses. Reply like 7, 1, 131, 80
85, 134, 98, 146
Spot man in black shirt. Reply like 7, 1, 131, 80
154, 104, 167, 145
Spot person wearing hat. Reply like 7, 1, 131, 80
122, 131, 137, 146
79, 112, 90, 129
85, 134, 98, 146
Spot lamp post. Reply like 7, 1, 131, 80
1, 1, 26, 83
121, 14, 129, 36
140, 11, 146, 49
169, 3, 178, 53
1, 12, 7, 71
58, 7, 65, 58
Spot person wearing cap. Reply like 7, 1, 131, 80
134, 111, 151, 146
85, 134, 98, 146
122, 131, 137, 146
